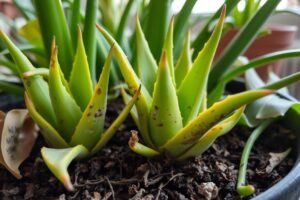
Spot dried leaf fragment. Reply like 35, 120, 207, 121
0, 109, 38, 178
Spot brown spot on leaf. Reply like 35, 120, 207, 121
96, 88, 102, 95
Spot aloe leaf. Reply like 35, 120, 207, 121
25, 93, 69, 148
149, 51, 183, 147
163, 18, 175, 83
208, 0, 281, 91
49, 42, 82, 142
70, 45, 114, 150
261, 71, 300, 91
0, 110, 38, 179
120, 88, 140, 130
128, 131, 160, 157
33, 0, 74, 78
69, 0, 81, 49
163, 90, 272, 158
174, 30, 192, 87
143, 0, 171, 61
83, 0, 98, 82
69, 29, 93, 111
173, 0, 197, 58
41, 145, 89, 191
192, 0, 240, 59
0, 31, 57, 127
97, 25, 154, 147
222, 49, 300, 83
136, 17, 157, 94
116, 0, 135, 43
177, 106, 245, 160
91, 86, 141, 154
207, 82, 225, 107
177, 7, 225, 125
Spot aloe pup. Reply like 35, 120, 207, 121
0, 29, 140, 191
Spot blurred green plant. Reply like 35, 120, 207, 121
0, 29, 140, 191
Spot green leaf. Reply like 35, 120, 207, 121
69, 0, 81, 50
222, 49, 300, 83
0, 110, 38, 179
120, 88, 140, 130
162, 90, 272, 158
149, 51, 183, 147
143, 0, 171, 61
177, 7, 225, 125
128, 131, 160, 158
33, 0, 74, 79
177, 106, 245, 160
174, 31, 192, 87
97, 25, 154, 147
163, 18, 175, 83
0, 81, 23, 96
136, 17, 157, 94
173, 0, 197, 58
91, 86, 141, 154
0, 31, 57, 128
41, 145, 89, 191
83, 0, 98, 83
25, 93, 69, 148
70, 45, 114, 150
192, 0, 240, 59
116, 0, 135, 43
69, 28, 93, 111
208, 0, 281, 91
49, 42, 82, 142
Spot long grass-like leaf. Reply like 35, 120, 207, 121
192, 0, 240, 59
83, 0, 98, 83
208, 0, 281, 91
173, 0, 197, 58
143, 0, 171, 61
33, 0, 74, 78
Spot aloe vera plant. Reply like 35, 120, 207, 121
0, 29, 140, 191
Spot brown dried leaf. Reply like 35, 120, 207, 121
0, 109, 38, 179
265, 148, 291, 174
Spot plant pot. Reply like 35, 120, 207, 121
216, 25, 298, 80
226, 80, 300, 200
252, 104, 300, 200
0, 0, 19, 19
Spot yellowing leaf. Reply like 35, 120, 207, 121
0, 110, 38, 179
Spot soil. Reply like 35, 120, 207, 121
0, 99, 296, 200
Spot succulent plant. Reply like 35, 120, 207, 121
0, 29, 140, 191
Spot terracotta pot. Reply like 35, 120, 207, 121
0, 0, 19, 19
215, 25, 298, 80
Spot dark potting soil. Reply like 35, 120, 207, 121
0, 99, 295, 200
